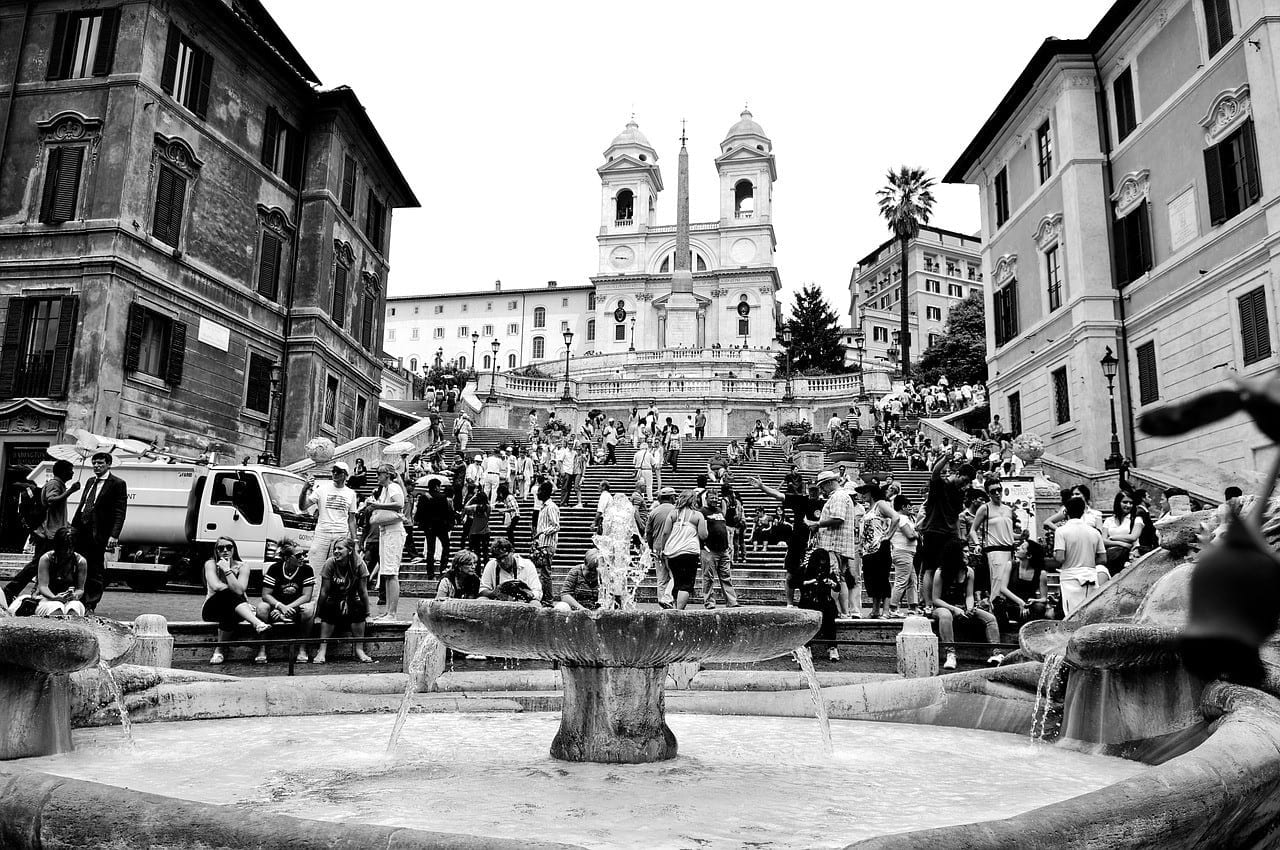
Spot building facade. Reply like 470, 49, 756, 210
849, 226, 984, 368
947, 0, 1280, 477
0, 0, 416, 545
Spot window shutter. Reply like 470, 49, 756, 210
165, 319, 187, 385
47, 13, 70, 80
257, 232, 282, 300
1239, 287, 1271, 366
332, 264, 348, 328
47, 147, 83, 223
47, 296, 79, 398
1203, 0, 1221, 53
39, 147, 65, 223
361, 288, 376, 349
260, 108, 278, 169
0, 297, 28, 398
350, 286, 363, 342
1136, 202, 1153, 274
283, 129, 303, 188
1204, 145, 1226, 226
160, 23, 180, 94
1241, 120, 1261, 206
1136, 341, 1158, 405
341, 156, 356, 213
193, 48, 213, 118
92, 8, 120, 76
153, 167, 186, 247
123, 302, 145, 372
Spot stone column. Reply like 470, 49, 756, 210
896, 616, 939, 678
551, 664, 677, 763
127, 614, 174, 668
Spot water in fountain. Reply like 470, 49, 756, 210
96, 659, 134, 746
386, 629, 446, 757
791, 646, 834, 755
592, 493, 652, 610
1030, 653, 1066, 744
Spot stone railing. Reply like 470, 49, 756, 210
523, 346, 777, 377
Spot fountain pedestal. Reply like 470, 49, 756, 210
553, 665, 676, 763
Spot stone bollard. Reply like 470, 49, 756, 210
666, 661, 701, 690
404, 613, 447, 692
896, 615, 938, 679
127, 614, 174, 668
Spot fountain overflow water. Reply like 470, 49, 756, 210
386, 630, 447, 756
96, 659, 134, 746
1030, 653, 1066, 744
791, 646, 833, 755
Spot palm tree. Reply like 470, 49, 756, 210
876, 166, 936, 379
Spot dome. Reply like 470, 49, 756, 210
724, 108, 768, 143
609, 118, 654, 152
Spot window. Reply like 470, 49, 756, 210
355, 395, 368, 436
993, 280, 1019, 346
1205, 119, 1261, 227
993, 168, 1010, 227
364, 190, 386, 252
245, 352, 272, 414
259, 108, 303, 188
924, 254, 938, 272
0, 295, 78, 399
873, 326, 888, 343
928, 333, 940, 348
458, 355, 466, 369
1045, 245, 1063, 312
125, 303, 186, 385
1008, 392, 1022, 437
737, 317, 750, 336
1052, 367, 1070, 425
387, 329, 395, 341
256, 230, 284, 300
151, 165, 187, 248
1114, 201, 1153, 287
926, 306, 942, 321
507, 323, 519, 335
587, 319, 596, 340
1136, 341, 1159, 405
433, 305, 443, 314
1114, 67, 1137, 142
614, 322, 627, 341
433, 328, 443, 339
481, 324, 493, 336
1239, 286, 1272, 365
532, 336, 545, 359
332, 263, 349, 328
561, 298, 569, 307
507, 353, 516, 368
323, 375, 339, 428
615, 188, 634, 223
1036, 120, 1053, 183
588, 292, 597, 311
461, 304, 468, 312
948, 284, 964, 298
359, 275, 378, 351
410, 328, 419, 340
408, 357, 417, 372
486, 302, 493, 311
925, 279, 940, 294
734, 179, 755, 218
533, 307, 546, 328
560, 320, 569, 333
458, 326, 469, 338
48, 9, 120, 80
340, 155, 357, 215
483, 354, 491, 370
971, 288, 981, 299
1204, 0, 1234, 57
507, 299, 518, 310
39, 146, 85, 224
160, 24, 213, 119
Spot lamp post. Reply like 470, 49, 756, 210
854, 330, 866, 399
561, 329, 575, 401
629, 316, 636, 352
1100, 346, 1125, 476
781, 326, 794, 400
487, 338, 500, 403
470, 331, 479, 373
260, 361, 283, 466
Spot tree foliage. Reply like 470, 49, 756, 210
780, 284, 848, 375
876, 166, 936, 377
915, 292, 989, 386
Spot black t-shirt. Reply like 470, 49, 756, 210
921, 467, 965, 536
263, 561, 315, 605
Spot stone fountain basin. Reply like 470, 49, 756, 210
0, 619, 103, 674
420, 599, 820, 665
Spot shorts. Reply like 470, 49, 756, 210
201, 589, 249, 628
668, 553, 700, 595
378, 524, 406, 578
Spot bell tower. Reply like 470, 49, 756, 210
716, 108, 776, 230
597, 118, 663, 275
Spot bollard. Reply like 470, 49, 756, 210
896, 615, 938, 679
128, 614, 174, 668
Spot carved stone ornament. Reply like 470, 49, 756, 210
256, 204, 294, 234
710, 288, 729, 297
361, 269, 381, 290
1156, 6, 1169, 27
1065, 73, 1097, 89
152, 133, 203, 175
35, 110, 104, 168
636, 292, 654, 302
1200, 84, 1251, 146
993, 254, 1018, 286
333, 239, 355, 266
1033, 212, 1064, 251
757, 285, 772, 294
1110, 169, 1150, 218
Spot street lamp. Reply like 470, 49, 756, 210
781, 326, 794, 400
561, 329, 575, 401
1100, 346, 1125, 476
486, 338, 500, 403
470, 331, 479, 373
629, 316, 636, 352
434, 347, 443, 370
260, 361, 284, 466
854, 330, 866, 399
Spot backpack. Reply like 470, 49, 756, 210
18, 484, 46, 533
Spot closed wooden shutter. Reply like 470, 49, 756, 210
350, 286, 363, 342
40, 147, 83, 224
0, 297, 28, 398
1136, 341, 1158, 405
165, 319, 187, 385
245, 353, 271, 413
47, 296, 79, 398
282, 127, 303, 188
1241, 120, 1261, 207
1135, 202, 1152, 274
152, 166, 186, 246
340, 155, 356, 213
91, 8, 120, 76
332, 264, 348, 328
40, 147, 65, 223
123, 302, 145, 372
1204, 144, 1226, 226
361, 289, 376, 349
1204, 0, 1233, 55
47, 13, 71, 80
260, 108, 279, 169
193, 48, 213, 118
257, 231, 282, 300
160, 23, 180, 93
1239, 287, 1272, 365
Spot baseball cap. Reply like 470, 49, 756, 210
816, 470, 839, 485
659, 486, 677, 496
331, 461, 350, 474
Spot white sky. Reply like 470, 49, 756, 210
265, 0, 1115, 321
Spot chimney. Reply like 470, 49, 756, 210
494, 280, 502, 291
547, 280, 557, 288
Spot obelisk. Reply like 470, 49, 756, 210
665, 123, 699, 347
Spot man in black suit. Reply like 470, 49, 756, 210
71, 451, 128, 613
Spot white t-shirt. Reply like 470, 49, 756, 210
311, 481, 357, 535
1054, 518, 1106, 583
891, 516, 918, 554
596, 492, 612, 515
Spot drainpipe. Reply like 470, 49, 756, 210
0, 2, 34, 178
1092, 55, 1139, 470
275, 104, 311, 464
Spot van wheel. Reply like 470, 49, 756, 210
126, 576, 168, 593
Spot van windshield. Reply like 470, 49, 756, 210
262, 472, 308, 517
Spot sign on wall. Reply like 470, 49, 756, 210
1168, 188, 1199, 252
197, 317, 231, 351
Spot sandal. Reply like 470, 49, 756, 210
209, 652, 224, 665
253, 622, 271, 634
254, 653, 268, 665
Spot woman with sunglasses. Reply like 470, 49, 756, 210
202, 537, 271, 665
254, 539, 315, 664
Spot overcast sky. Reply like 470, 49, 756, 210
265, 0, 1114, 321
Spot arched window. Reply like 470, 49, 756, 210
507, 353, 517, 368
587, 318, 596, 341
659, 250, 708, 273
458, 355, 466, 369
615, 189, 634, 224
737, 294, 750, 337
588, 291, 597, 311
734, 180, 755, 218
532, 336, 545, 359
408, 357, 417, 372
696, 254, 707, 272
533, 307, 546, 328
483, 354, 491, 369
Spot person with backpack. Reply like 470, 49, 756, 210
6, 459, 79, 602
658, 490, 708, 610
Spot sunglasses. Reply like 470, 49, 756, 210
216, 545, 234, 552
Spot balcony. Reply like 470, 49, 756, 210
614, 218, 633, 227
9, 353, 59, 398
734, 210, 754, 220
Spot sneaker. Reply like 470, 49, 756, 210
827, 647, 840, 662
295, 651, 310, 664
942, 650, 957, 670
987, 651, 1005, 666
209, 652, 224, 665
253, 652, 268, 665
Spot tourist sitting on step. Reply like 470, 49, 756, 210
202, 536, 272, 665
799, 547, 841, 662
436, 550, 480, 600
707, 451, 729, 485
749, 508, 775, 551
313, 536, 374, 664
725, 440, 743, 466
930, 537, 1001, 670
479, 537, 542, 605
555, 549, 601, 612
7, 526, 87, 618
254, 539, 315, 664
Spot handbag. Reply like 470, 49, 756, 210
369, 485, 405, 528
663, 509, 700, 557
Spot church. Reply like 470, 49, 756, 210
382, 110, 783, 376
